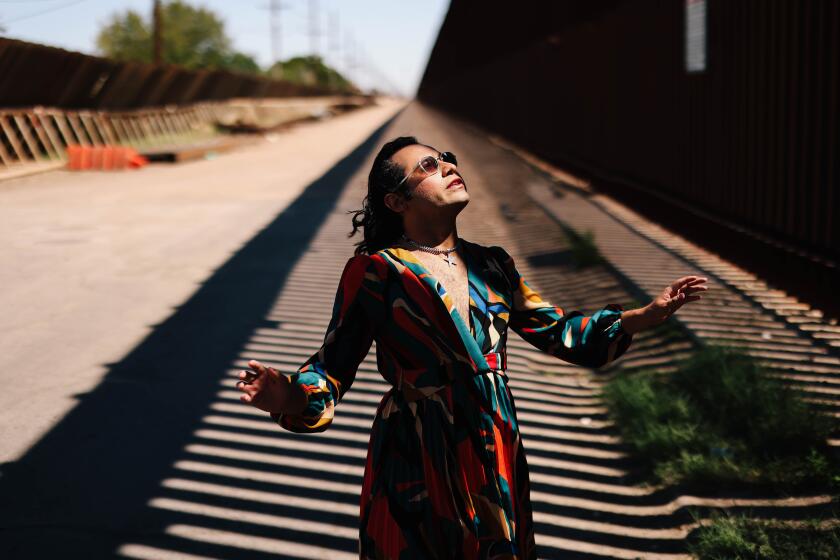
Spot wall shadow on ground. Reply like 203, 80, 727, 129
0, 115, 397, 559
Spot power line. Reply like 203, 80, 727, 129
0, 0, 89, 24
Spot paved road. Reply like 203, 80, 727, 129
1, 101, 833, 559
0, 99, 404, 464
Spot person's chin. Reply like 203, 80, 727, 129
451, 195, 470, 211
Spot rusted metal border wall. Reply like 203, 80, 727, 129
0, 38, 335, 110
419, 0, 840, 314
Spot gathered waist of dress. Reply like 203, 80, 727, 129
389, 351, 508, 403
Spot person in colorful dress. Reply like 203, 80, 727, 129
236, 136, 708, 559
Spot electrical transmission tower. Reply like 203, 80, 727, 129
264, 0, 290, 77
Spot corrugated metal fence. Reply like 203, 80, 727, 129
419, 0, 839, 317
0, 37, 334, 110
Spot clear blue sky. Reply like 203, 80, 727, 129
0, 0, 451, 97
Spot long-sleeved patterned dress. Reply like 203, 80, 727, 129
272, 239, 633, 559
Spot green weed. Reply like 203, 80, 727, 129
565, 228, 604, 268
688, 514, 840, 560
603, 346, 839, 492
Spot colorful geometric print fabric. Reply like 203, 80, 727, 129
272, 240, 633, 559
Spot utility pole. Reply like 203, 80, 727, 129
152, 0, 163, 65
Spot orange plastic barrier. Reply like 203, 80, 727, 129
66, 145, 148, 171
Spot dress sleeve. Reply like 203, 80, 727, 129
488, 246, 632, 369
273, 254, 384, 433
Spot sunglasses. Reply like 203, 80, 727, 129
396, 151, 458, 187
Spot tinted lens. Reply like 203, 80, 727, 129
440, 151, 457, 165
418, 155, 439, 174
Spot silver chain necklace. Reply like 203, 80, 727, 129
401, 234, 461, 268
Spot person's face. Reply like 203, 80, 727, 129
385, 144, 469, 218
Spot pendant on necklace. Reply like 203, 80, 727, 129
443, 253, 457, 268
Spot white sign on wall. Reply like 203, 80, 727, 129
686, 0, 707, 72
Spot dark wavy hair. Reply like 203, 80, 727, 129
349, 136, 429, 255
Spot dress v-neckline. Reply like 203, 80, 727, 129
385, 244, 475, 335
382, 242, 492, 374
416, 252, 473, 337
387, 244, 476, 341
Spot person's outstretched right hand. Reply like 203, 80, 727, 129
237, 359, 294, 414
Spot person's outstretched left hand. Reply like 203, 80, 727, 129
647, 275, 708, 325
